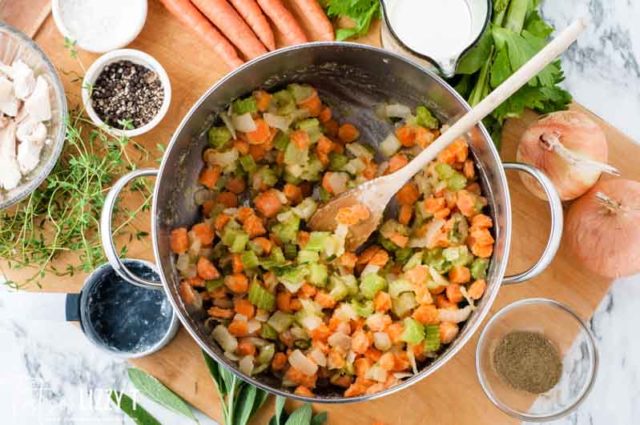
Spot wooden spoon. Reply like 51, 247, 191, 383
309, 19, 587, 251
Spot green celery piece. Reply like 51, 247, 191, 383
229, 232, 249, 253
277, 265, 308, 292
261, 246, 286, 269
273, 131, 289, 151
261, 323, 278, 340
233, 97, 257, 114
248, 240, 265, 256
388, 279, 413, 298
402, 318, 425, 344
447, 172, 468, 191
328, 276, 349, 301
360, 273, 387, 299
435, 163, 456, 180
127, 368, 196, 422
415, 106, 439, 129
305, 232, 330, 252
395, 247, 414, 265
297, 250, 319, 264
255, 166, 279, 188
443, 246, 473, 267
248, 281, 276, 311
319, 187, 331, 202
424, 248, 452, 274
283, 243, 298, 260
271, 215, 300, 244
206, 278, 224, 291
298, 118, 320, 131
351, 299, 374, 318
284, 140, 309, 165
239, 155, 257, 173
402, 252, 423, 272
268, 311, 294, 333
328, 152, 349, 171
208, 126, 232, 149
241, 250, 260, 269
288, 84, 314, 103
424, 324, 441, 352
308, 263, 328, 287
257, 344, 276, 364
273, 90, 296, 115
300, 157, 324, 182
471, 258, 490, 279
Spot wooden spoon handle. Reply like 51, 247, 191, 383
393, 18, 587, 183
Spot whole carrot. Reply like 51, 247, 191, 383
229, 0, 276, 50
192, 0, 268, 59
256, 0, 308, 45
292, 0, 334, 41
158, 0, 243, 68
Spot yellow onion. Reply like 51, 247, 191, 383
517, 111, 617, 201
565, 179, 640, 279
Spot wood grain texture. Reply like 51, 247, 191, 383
3, 1, 640, 423
0, 0, 51, 38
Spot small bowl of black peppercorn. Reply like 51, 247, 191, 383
82, 49, 171, 137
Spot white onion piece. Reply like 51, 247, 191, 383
213, 325, 238, 353
373, 332, 391, 351
409, 219, 445, 248
299, 315, 323, 331
263, 113, 292, 132
385, 103, 412, 119
220, 111, 236, 139
438, 306, 472, 323
334, 303, 357, 322
380, 133, 401, 157
407, 349, 418, 374
328, 332, 352, 351
289, 349, 318, 376
309, 348, 327, 367
366, 365, 388, 383
394, 372, 414, 379
239, 355, 255, 375
254, 309, 270, 322
231, 113, 256, 133
224, 351, 240, 361
360, 264, 380, 276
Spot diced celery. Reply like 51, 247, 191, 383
205, 278, 224, 291
448, 213, 470, 245
447, 172, 467, 191
292, 197, 317, 220
360, 274, 387, 299
388, 279, 413, 298
341, 274, 359, 296
392, 292, 417, 318
208, 126, 232, 149
233, 97, 257, 114
329, 152, 349, 171
267, 311, 294, 333
423, 248, 451, 274
351, 299, 374, 318
260, 324, 278, 340
308, 263, 328, 287
343, 157, 366, 176
379, 236, 397, 253
284, 139, 309, 165
471, 258, 490, 280
395, 247, 414, 265
298, 118, 320, 131
294, 339, 311, 349
283, 243, 298, 260
402, 318, 425, 344
241, 250, 260, 269
277, 265, 308, 293
260, 246, 286, 269
424, 324, 441, 351
273, 131, 289, 151
305, 232, 330, 252
239, 155, 256, 173
248, 240, 265, 256
273, 90, 296, 115
297, 250, 319, 264
271, 215, 300, 243
415, 105, 439, 129
443, 246, 472, 267
300, 157, 324, 181
255, 166, 279, 188
288, 84, 314, 103
319, 187, 331, 202
248, 281, 276, 311
435, 163, 456, 180
229, 232, 249, 253
329, 276, 349, 301
402, 252, 423, 272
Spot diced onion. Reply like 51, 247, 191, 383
209, 149, 239, 172
328, 332, 352, 351
309, 348, 327, 367
334, 303, 357, 322
176, 253, 192, 273
224, 351, 240, 361
410, 219, 445, 248
247, 319, 262, 334
346, 143, 374, 160
274, 190, 288, 204
239, 355, 255, 375
194, 188, 215, 205
428, 266, 450, 288
380, 133, 401, 157
234, 314, 248, 322
212, 325, 238, 353
360, 264, 380, 276
221, 111, 236, 139
407, 349, 418, 374
385, 103, 412, 119
231, 113, 256, 132
289, 349, 318, 376
346, 350, 356, 364
254, 309, 270, 322
366, 365, 388, 383
393, 372, 413, 379
299, 314, 323, 331
438, 306, 472, 323
264, 113, 292, 132
373, 332, 391, 351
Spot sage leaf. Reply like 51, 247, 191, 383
202, 350, 228, 395
284, 404, 312, 425
110, 390, 162, 425
310, 412, 328, 425
233, 384, 257, 425
127, 368, 197, 423
272, 395, 286, 425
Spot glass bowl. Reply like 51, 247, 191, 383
0, 22, 67, 209
476, 298, 598, 422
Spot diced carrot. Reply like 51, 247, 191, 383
254, 90, 272, 111
437, 147, 456, 164
298, 91, 322, 116
466, 182, 481, 194
472, 214, 493, 229
290, 130, 310, 149
369, 249, 389, 268
245, 118, 271, 145
344, 381, 368, 397
452, 138, 469, 162
392, 352, 411, 372
365, 348, 382, 362
404, 265, 429, 285
386, 322, 404, 344
373, 292, 392, 313
186, 276, 205, 287
277, 291, 292, 313
283, 183, 303, 204
284, 366, 317, 388
318, 106, 332, 123
398, 204, 413, 225
396, 183, 420, 206
445, 283, 464, 303
412, 304, 439, 325
456, 190, 477, 217
316, 136, 334, 165
336, 203, 371, 226
468, 279, 487, 300
224, 273, 249, 293
217, 191, 238, 208
276, 150, 285, 164
395, 125, 416, 147
315, 291, 337, 309
471, 243, 493, 258
179, 281, 198, 305
294, 386, 314, 397
272, 352, 287, 371
208, 306, 234, 319
231, 253, 244, 273
297, 231, 310, 248
254, 189, 282, 217
338, 252, 357, 269
225, 177, 246, 194
228, 320, 249, 336
192, 222, 215, 245
252, 236, 272, 255
470, 227, 494, 246
197, 256, 220, 280
199, 165, 222, 189
332, 374, 352, 388
202, 200, 216, 217
433, 208, 451, 220
435, 294, 457, 310
387, 153, 408, 174
439, 322, 459, 344
351, 330, 370, 354
337, 123, 359, 143
234, 298, 256, 319
362, 157, 377, 180
388, 232, 408, 248
249, 140, 270, 161
449, 266, 471, 285
323, 119, 339, 137
310, 323, 331, 341
209, 286, 227, 298
354, 356, 371, 376
463, 159, 475, 179
170, 228, 189, 254
243, 214, 266, 237
237, 340, 257, 356
237, 207, 253, 222
378, 352, 395, 371
214, 213, 231, 231
299, 283, 317, 299
414, 127, 435, 148
290, 298, 302, 311
234, 139, 250, 155
424, 197, 446, 214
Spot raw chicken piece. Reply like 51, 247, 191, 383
0, 121, 22, 190
17, 138, 44, 174
16, 119, 47, 143
24, 76, 51, 122
0, 76, 19, 117
12, 60, 36, 100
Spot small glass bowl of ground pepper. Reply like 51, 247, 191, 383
82, 49, 171, 137
476, 298, 598, 422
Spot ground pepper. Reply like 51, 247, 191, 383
91, 60, 163, 129
493, 330, 562, 394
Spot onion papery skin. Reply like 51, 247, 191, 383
517, 111, 608, 201
565, 179, 640, 279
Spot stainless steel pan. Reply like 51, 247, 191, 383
100, 43, 563, 403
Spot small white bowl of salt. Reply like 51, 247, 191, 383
52, 0, 148, 53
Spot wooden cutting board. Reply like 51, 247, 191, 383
3, 2, 639, 424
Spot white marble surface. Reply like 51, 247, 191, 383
1, 1, 639, 424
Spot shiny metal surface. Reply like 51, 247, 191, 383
102, 43, 561, 403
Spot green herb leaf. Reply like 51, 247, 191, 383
456, 29, 493, 75
127, 368, 197, 422
323, 0, 380, 40
233, 384, 258, 425
110, 390, 162, 425
284, 404, 313, 425
202, 350, 228, 396
271, 396, 287, 425
310, 412, 328, 425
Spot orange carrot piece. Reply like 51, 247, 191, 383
290, 130, 310, 149
254, 90, 273, 111
271, 352, 288, 371
256, 0, 308, 45
277, 291, 292, 313
323, 119, 338, 137
224, 273, 249, 293
217, 191, 238, 208
468, 279, 487, 300
318, 106, 332, 123
283, 183, 303, 204
398, 204, 413, 225
192, 222, 215, 245
387, 153, 408, 174
439, 322, 459, 344
337, 123, 359, 143
456, 190, 477, 217
396, 183, 420, 205
197, 256, 221, 280
471, 214, 493, 229
245, 118, 271, 145
294, 386, 314, 397
373, 291, 392, 312
234, 139, 250, 155
293, 0, 335, 41
338, 252, 357, 269
158, 0, 243, 68
237, 340, 257, 356
445, 283, 464, 303
254, 189, 283, 217
208, 306, 235, 318
412, 304, 439, 325
298, 91, 322, 116
191, 0, 267, 59
449, 266, 471, 285
234, 298, 256, 318
395, 125, 415, 147
214, 213, 231, 231
226, 176, 247, 194
314, 291, 336, 309
199, 165, 222, 189
229, 0, 276, 50
252, 236, 272, 254
228, 320, 249, 336
232, 253, 244, 273
170, 228, 189, 254
243, 214, 267, 237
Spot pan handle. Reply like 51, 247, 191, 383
100, 168, 162, 290
502, 162, 563, 285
